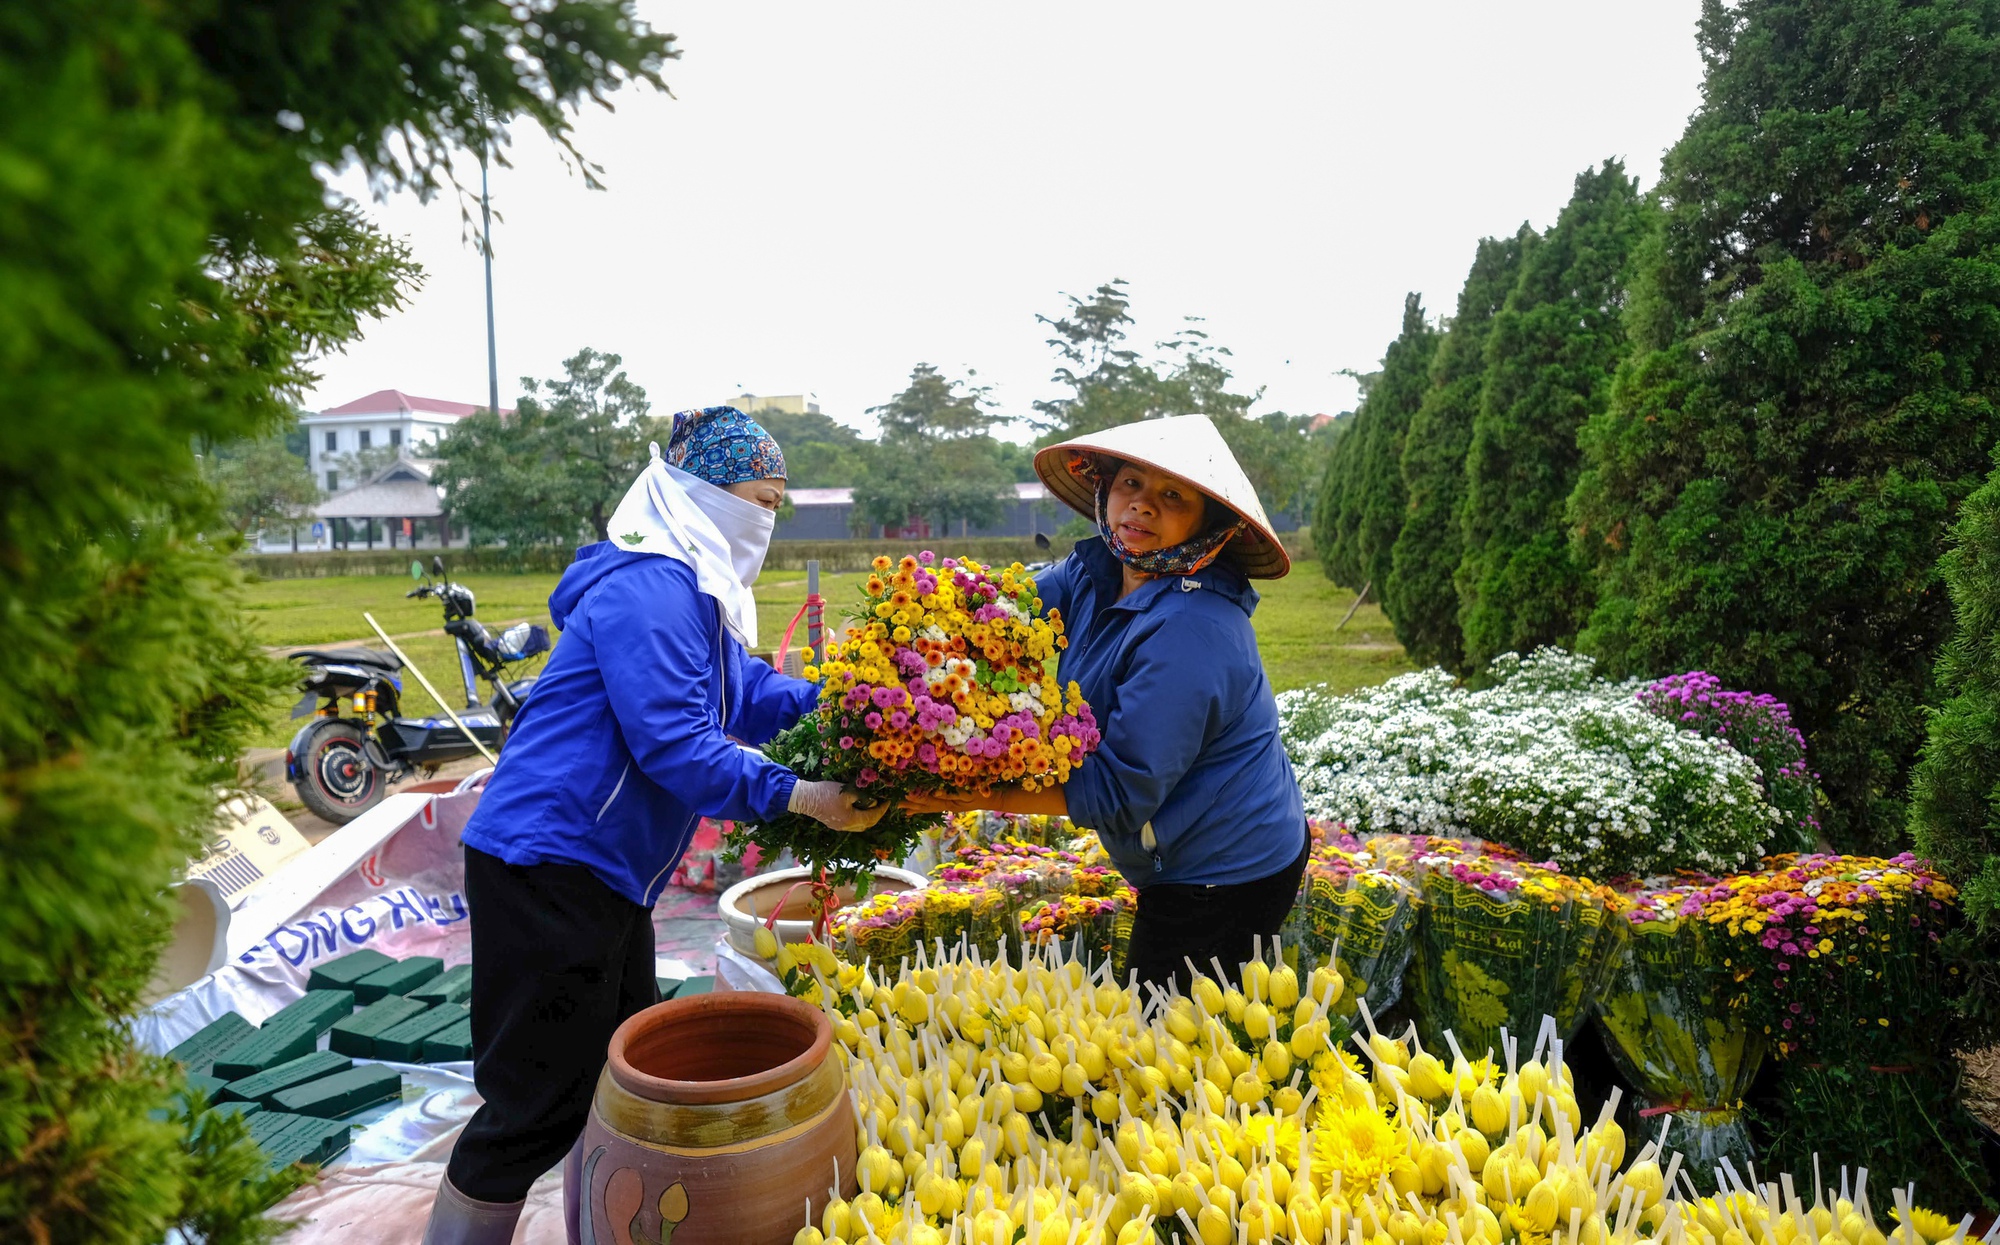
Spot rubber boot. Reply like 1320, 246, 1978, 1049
422, 1172, 524, 1245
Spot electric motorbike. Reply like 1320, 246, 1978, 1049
285, 556, 550, 823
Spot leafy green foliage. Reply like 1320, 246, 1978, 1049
1213, 412, 1326, 522
436, 347, 652, 545
0, 1, 669, 1238
724, 720, 937, 890
1569, 0, 2000, 851
1909, 444, 2000, 929
1384, 228, 1533, 671
1754, 1059, 1995, 1214
1458, 162, 1652, 672
750, 406, 873, 488
1314, 294, 1440, 593
853, 365, 1018, 535
1034, 283, 1258, 438
201, 427, 322, 536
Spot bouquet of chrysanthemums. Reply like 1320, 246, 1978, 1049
728, 552, 1101, 887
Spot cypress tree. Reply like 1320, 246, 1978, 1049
1457, 161, 1653, 672
1314, 389, 1370, 587
1, 4, 669, 1239
1386, 227, 1535, 671
1909, 443, 2000, 929
1315, 294, 1440, 594
1570, 0, 2000, 850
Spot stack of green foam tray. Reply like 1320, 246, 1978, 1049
167, 1012, 256, 1075
248, 1111, 352, 1170
407, 963, 473, 1005
206, 1100, 263, 1121
188, 1098, 264, 1138
352, 956, 444, 1003
217, 1050, 353, 1107
182, 1072, 228, 1101
329, 996, 428, 1057
420, 1014, 475, 1063
373, 1003, 469, 1062
211, 991, 355, 1080
305, 948, 396, 993
268, 1065, 402, 1119
152, 1072, 229, 1123
656, 976, 682, 1000
677, 975, 714, 997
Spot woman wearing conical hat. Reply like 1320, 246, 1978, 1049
906, 414, 1308, 993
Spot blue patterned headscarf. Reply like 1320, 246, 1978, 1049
664, 406, 787, 486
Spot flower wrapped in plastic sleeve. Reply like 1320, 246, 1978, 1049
1404, 846, 1623, 1059
1595, 881, 1763, 1168
1280, 825, 1419, 1036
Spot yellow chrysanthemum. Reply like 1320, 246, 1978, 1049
1894, 1206, 1956, 1243
1312, 1101, 1406, 1190
1240, 1113, 1300, 1169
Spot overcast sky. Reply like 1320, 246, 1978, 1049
309, 1, 1705, 439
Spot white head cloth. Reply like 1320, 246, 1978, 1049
602, 443, 774, 648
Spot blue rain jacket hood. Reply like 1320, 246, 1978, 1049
1038, 538, 1306, 889
459, 544, 816, 907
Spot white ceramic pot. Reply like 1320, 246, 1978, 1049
719, 865, 927, 955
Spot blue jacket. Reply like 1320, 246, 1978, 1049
459, 546, 816, 907
1038, 538, 1306, 889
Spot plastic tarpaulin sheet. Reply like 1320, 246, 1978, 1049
137, 789, 542, 1241
141, 783, 756, 1242
135, 790, 478, 1053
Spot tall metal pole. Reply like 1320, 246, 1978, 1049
480, 148, 499, 416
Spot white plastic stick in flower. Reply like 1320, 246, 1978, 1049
1532, 1014, 1556, 1065
1355, 996, 1382, 1041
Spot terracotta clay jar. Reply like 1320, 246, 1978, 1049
568, 992, 857, 1245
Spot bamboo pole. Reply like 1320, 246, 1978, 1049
362, 611, 499, 765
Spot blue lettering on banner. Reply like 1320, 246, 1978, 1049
299, 910, 342, 958
339, 904, 377, 943
382, 888, 426, 930
267, 925, 310, 966
425, 893, 470, 926
234, 888, 472, 966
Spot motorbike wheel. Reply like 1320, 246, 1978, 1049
293, 720, 385, 825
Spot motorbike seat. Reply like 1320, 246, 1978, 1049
291, 646, 404, 672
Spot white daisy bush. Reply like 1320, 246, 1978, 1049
1277, 648, 1779, 878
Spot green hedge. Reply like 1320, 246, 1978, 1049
237, 546, 576, 579
239, 536, 1081, 580
241, 531, 1314, 579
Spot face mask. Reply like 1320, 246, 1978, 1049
677, 469, 776, 592
604, 451, 780, 647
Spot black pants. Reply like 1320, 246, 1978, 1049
448, 846, 659, 1204
1126, 829, 1310, 998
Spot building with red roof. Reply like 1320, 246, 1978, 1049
301, 389, 509, 495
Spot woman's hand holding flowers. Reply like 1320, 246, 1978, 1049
787, 779, 890, 833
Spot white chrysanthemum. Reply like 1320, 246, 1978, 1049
1278, 647, 1775, 876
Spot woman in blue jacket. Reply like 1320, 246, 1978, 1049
424, 408, 884, 1245
908, 414, 1307, 995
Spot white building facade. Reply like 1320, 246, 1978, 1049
301, 389, 497, 494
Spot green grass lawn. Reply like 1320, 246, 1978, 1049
238, 553, 1409, 748
1248, 559, 1415, 694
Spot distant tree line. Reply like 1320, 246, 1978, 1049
424, 281, 1337, 548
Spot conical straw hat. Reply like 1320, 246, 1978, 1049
1033, 414, 1291, 579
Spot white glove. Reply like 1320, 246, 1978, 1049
788, 779, 890, 833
